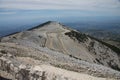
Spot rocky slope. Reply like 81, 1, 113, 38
0, 21, 120, 80
0, 52, 116, 80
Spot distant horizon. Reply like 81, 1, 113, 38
1, 0, 120, 28
0, 16, 120, 37
0, 0, 120, 37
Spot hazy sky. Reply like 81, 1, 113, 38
0, 0, 120, 16
0, 0, 120, 37
0, 0, 120, 10
0, 0, 120, 28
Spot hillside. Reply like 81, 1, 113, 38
0, 21, 120, 80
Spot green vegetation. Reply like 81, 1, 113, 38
65, 30, 88, 42
107, 61, 120, 71
0, 50, 7, 54
69, 54, 81, 60
88, 36, 120, 55
2, 32, 19, 37
28, 21, 53, 30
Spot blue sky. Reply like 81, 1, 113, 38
0, 0, 120, 27
0, 0, 120, 36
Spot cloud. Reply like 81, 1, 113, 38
0, 0, 120, 11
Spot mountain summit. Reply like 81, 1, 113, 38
29, 21, 65, 30
0, 21, 120, 80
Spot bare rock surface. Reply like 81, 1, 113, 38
0, 52, 118, 80
0, 21, 120, 80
